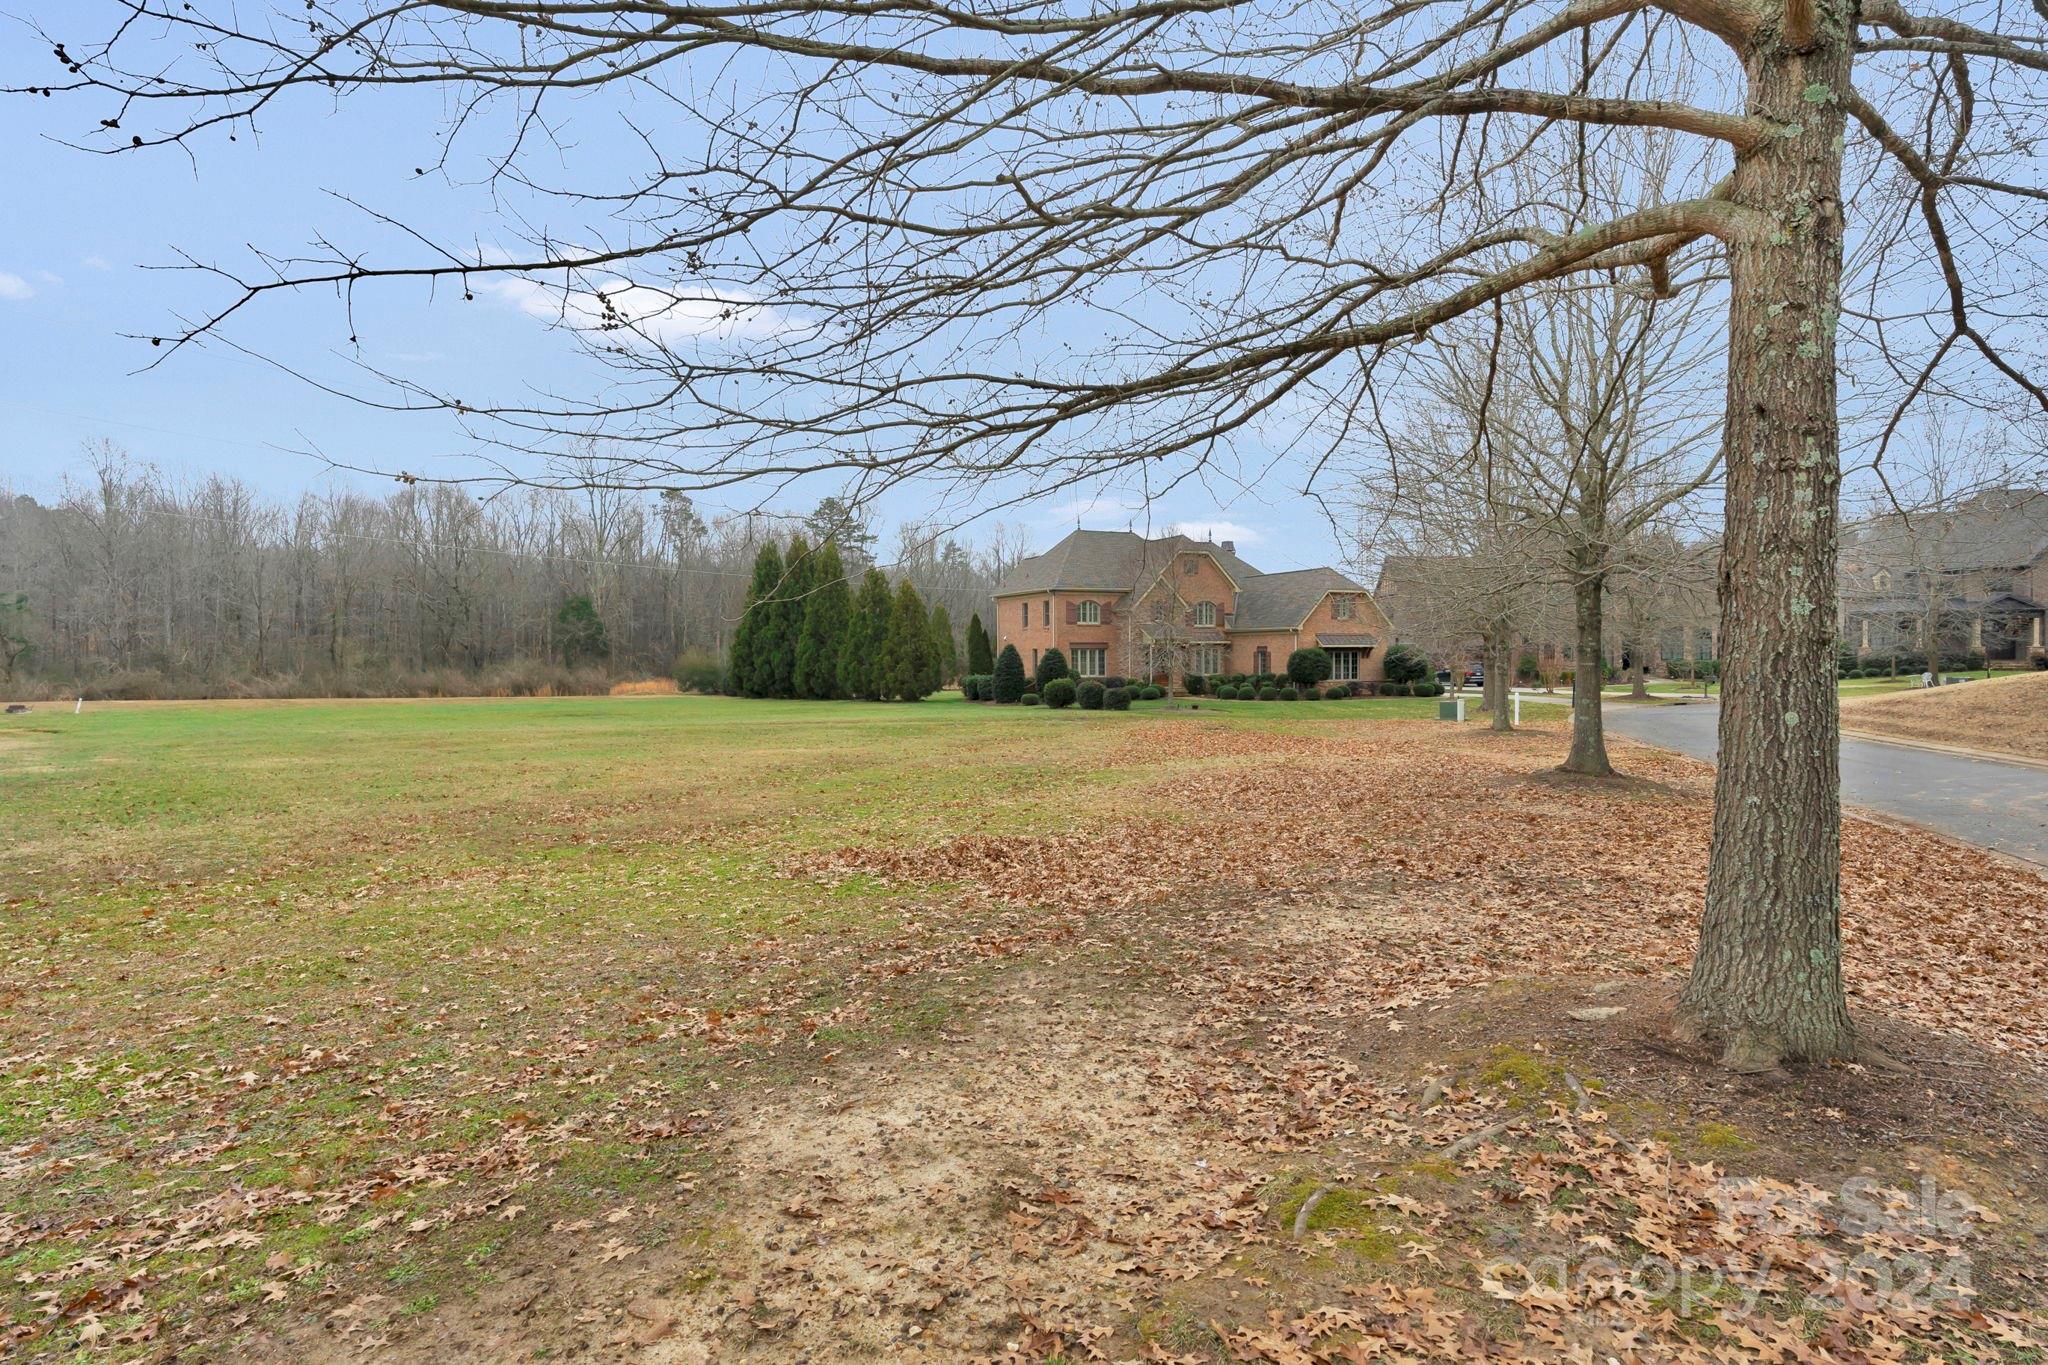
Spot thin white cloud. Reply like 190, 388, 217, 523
482, 271, 805, 346
36, 270, 62, 287
0, 272, 35, 302
80, 255, 112, 271
1171, 519, 1262, 545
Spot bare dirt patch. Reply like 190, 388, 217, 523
1842, 668, 2048, 761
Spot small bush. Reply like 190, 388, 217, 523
1078, 680, 1107, 710
1381, 643, 1431, 685
1324, 683, 1350, 699
961, 675, 981, 701
1139, 684, 1163, 700
1183, 674, 1207, 696
1420, 681, 1446, 696
1257, 685, 1280, 701
674, 648, 725, 694
1104, 686, 1132, 710
1300, 686, 1320, 701
1274, 684, 1296, 700
1021, 692, 1042, 706
1382, 681, 1409, 697
1043, 677, 1078, 708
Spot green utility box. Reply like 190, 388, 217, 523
1438, 695, 1466, 723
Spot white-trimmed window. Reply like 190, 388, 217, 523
1077, 599, 1101, 625
1193, 601, 1217, 627
1042, 599, 1052, 626
1072, 646, 1108, 677
1332, 594, 1355, 621
1190, 644, 1226, 675
1329, 648, 1361, 681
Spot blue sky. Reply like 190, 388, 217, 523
0, 8, 1345, 570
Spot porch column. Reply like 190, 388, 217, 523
1859, 618, 1869, 653
1972, 617, 1984, 650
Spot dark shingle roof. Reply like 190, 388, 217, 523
1231, 567, 1369, 631
995, 529, 1263, 595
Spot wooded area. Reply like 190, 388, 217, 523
0, 444, 1026, 697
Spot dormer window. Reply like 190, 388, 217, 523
1077, 599, 1100, 625
1333, 594, 1355, 621
1193, 601, 1217, 627
1873, 571, 1892, 593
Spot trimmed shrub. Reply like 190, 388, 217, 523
992, 644, 1028, 703
1042, 677, 1078, 708
1420, 681, 1447, 696
1139, 684, 1163, 700
1323, 682, 1350, 700
1382, 681, 1410, 697
1287, 647, 1332, 689
1104, 686, 1132, 711
1278, 684, 1300, 700
1257, 685, 1280, 701
1021, 691, 1041, 706
1183, 674, 1207, 696
1035, 647, 1072, 692
1103, 675, 1130, 691
961, 675, 980, 701
1381, 643, 1431, 686
1078, 679, 1106, 710
1300, 686, 1320, 701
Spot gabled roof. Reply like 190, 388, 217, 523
1231, 567, 1371, 631
994, 529, 1263, 595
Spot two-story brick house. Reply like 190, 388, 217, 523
991, 530, 1391, 687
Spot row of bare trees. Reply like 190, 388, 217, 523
0, 444, 1027, 694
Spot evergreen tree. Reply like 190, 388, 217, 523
839, 567, 893, 700
991, 643, 1027, 703
882, 579, 936, 701
731, 541, 785, 697
966, 612, 994, 676
794, 540, 851, 699
555, 594, 610, 665
926, 603, 956, 694
1034, 646, 1070, 692
764, 532, 812, 698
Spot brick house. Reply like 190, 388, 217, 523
991, 530, 1390, 687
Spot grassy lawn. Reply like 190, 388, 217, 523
4, 694, 2045, 1361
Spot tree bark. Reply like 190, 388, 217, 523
1559, 566, 1612, 775
1485, 632, 1513, 731
1679, 21, 1857, 1070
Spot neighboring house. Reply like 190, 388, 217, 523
1839, 487, 2048, 664
1372, 553, 1720, 678
991, 530, 1389, 686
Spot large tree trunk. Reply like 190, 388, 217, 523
1559, 566, 1612, 775
1629, 642, 1649, 700
1679, 27, 1857, 1070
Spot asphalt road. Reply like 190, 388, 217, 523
1601, 699, 2048, 867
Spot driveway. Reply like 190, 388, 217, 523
1601, 699, 2048, 867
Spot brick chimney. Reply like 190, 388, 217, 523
1220, 539, 1235, 554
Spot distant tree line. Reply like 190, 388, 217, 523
0, 442, 1031, 698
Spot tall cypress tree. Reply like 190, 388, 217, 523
839, 567, 893, 701
731, 540, 785, 697
794, 540, 850, 699
883, 579, 936, 701
926, 603, 956, 694
991, 642, 1027, 703
764, 532, 811, 699
966, 612, 994, 676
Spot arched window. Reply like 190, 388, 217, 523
1193, 601, 1217, 627
1077, 599, 1100, 625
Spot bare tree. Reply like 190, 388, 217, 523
25, 0, 2048, 1065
